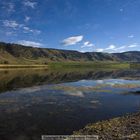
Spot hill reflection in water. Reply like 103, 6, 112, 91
0, 68, 140, 140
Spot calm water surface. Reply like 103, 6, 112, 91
0, 68, 140, 140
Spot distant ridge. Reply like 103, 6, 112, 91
0, 42, 140, 64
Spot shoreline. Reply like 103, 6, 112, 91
0, 62, 131, 69
74, 112, 140, 139
0, 64, 48, 68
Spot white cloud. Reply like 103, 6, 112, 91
5, 31, 18, 36
95, 46, 117, 53
96, 48, 104, 52
17, 40, 43, 47
3, 20, 23, 29
120, 8, 124, 12
96, 44, 116, 52
115, 46, 126, 50
23, 26, 41, 34
23, 1, 37, 8
128, 35, 134, 38
62, 35, 83, 46
96, 43, 139, 53
2, 20, 41, 35
81, 41, 94, 48
106, 44, 116, 50
24, 16, 30, 22
128, 43, 138, 48
23, 26, 30, 31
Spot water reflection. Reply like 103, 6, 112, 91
0, 68, 140, 93
0, 68, 140, 140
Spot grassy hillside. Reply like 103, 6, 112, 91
0, 42, 140, 64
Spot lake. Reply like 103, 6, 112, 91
0, 68, 140, 140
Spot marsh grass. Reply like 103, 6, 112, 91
0, 62, 139, 70
48, 62, 130, 69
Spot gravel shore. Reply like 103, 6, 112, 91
74, 112, 140, 140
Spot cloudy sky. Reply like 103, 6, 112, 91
0, 0, 140, 52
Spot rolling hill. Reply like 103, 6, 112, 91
0, 42, 140, 64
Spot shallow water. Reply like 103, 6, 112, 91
0, 68, 140, 140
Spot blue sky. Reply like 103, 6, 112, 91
0, 0, 140, 52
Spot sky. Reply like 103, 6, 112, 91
0, 0, 140, 53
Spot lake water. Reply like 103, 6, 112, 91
0, 68, 140, 140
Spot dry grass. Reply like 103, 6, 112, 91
0, 64, 48, 68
